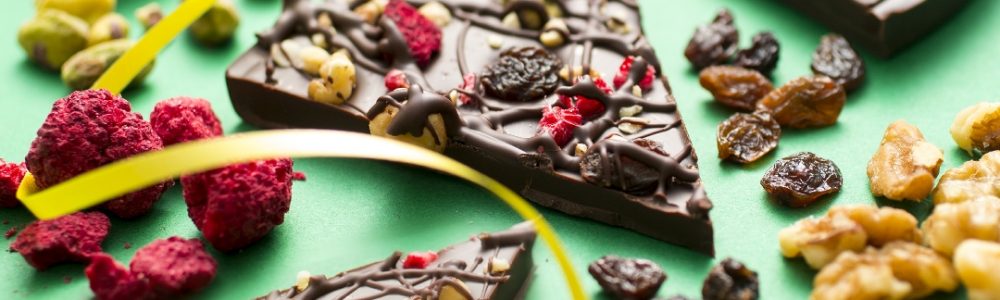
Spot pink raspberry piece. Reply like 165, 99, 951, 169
11, 212, 110, 270
130, 237, 217, 294
384, 0, 442, 67
538, 106, 583, 147
149, 96, 223, 146
403, 251, 439, 269
85, 253, 151, 300
0, 160, 27, 208
613, 56, 657, 91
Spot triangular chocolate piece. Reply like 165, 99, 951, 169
227, 0, 713, 255
257, 222, 536, 299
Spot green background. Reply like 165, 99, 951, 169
1, 0, 997, 299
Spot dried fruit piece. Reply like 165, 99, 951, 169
18, 10, 89, 69
402, 251, 438, 269
450, 73, 477, 105
11, 212, 110, 270
734, 32, 780, 76
588, 255, 666, 300
384, 0, 442, 67
189, 0, 240, 45
761, 152, 842, 207
878, 242, 958, 298
716, 111, 780, 164
954, 240, 1000, 300
827, 205, 921, 247
86, 254, 151, 300
684, 9, 738, 70
699, 65, 773, 112
559, 76, 611, 119
922, 196, 1000, 256
580, 138, 669, 195
811, 34, 865, 91
867, 121, 944, 201
0, 160, 28, 208
931, 150, 1000, 204
950, 102, 1000, 156
537, 106, 582, 147
481, 47, 562, 102
130, 237, 217, 294
811, 248, 910, 300
757, 75, 845, 128
701, 258, 759, 300
149, 97, 224, 146
778, 213, 867, 269
384, 69, 410, 91
613, 56, 657, 91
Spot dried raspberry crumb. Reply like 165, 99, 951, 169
403, 251, 439, 269
455, 73, 477, 105
150, 97, 223, 146
0, 160, 27, 208
181, 159, 296, 251
384, 69, 411, 91
384, 0, 441, 67
538, 106, 583, 147
292, 171, 306, 181
123, 242, 132, 249
130, 237, 217, 295
11, 212, 110, 270
85, 253, 151, 300
5, 226, 17, 239
613, 56, 657, 91
558, 76, 612, 119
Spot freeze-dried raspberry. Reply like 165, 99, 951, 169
384, 69, 411, 91
384, 0, 441, 67
613, 56, 657, 91
85, 253, 151, 300
559, 76, 612, 119
538, 106, 582, 147
130, 237, 217, 294
181, 159, 296, 251
454, 73, 477, 105
149, 97, 223, 146
11, 211, 110, 270
0, 160, 27, 208
25, 90, 171, 218
403, 251, 438, 269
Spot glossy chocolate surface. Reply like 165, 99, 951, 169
226, 0, 714, 254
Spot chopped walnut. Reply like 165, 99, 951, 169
811, 248, 910, 300
827, 205, 921, 247
931, 150, 1000, 204
954, 239, 1000, 300
922, 196, 1000, 256
867, 120, 943, 201
950, 102, 1000, 156
778, 214, 867, 269
878, 241, 958, 298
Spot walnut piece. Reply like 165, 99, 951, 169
779, 214, 867, 269
954, 239, 1000, 300
950, 102, 1000, 156
827, 205, 921, 247
922, 196, 1000, 256
878, 242, 958, 298
867, 120, 943, 201
932, 150, 1000, 204
811, 242, 958, 300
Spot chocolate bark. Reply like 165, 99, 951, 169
257, 222, 536, 300
226, 0, 714, 255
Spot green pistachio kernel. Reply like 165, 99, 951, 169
18, 10, 90, 70
189, 0, 240, 45
135, 3, 163, 30
61, 40, 155, 90
87, 13, 129, 47
36, 0, 115, 24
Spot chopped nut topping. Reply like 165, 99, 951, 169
488, 257, 510, 274
619, 105, 643, 118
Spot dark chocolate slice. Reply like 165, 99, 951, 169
257, 222, 536, 300
226, 0, 714, 255
781, 0, 968, 56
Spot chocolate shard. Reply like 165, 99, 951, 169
226, 0, 714, 255
781, 0, 968, 56
257, 222, 536, 300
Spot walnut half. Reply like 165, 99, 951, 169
922, 196, 1000, 256
811, 242, 957, 300
932, 150, 1000, 204
954, 239, 1000, 300
867, 120, 943, 201
950, 102, 1000, 156
779, 205, 921, 269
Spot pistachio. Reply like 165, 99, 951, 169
501, 12, 521, 29
87, 13, 129, 47
418, 1, 452, 27
308, 49, 356, 105
18, 10, 89, 70
300, 46, 330, 76
135, 3, 163, 30
61, 40, 154, 90
540, 18, 569, 48
619, 105, 643, 118
353, 0, 385, 25
36, 0, 115, 24
487, 35, 503, 49
189, 0, 240, 45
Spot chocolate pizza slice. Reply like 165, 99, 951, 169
257, 222, 536, 300
227, 0, 714, 254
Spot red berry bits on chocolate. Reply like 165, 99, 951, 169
85, 254, 151, 300
26, 90, 171, 219
130, 237, 217, 294
384, 0, 442, 67
0, 160, 27, 208
384, 69, 411, 91
613, 56, 657, 91
181, 159, 296, 251
560, 76, 611, 119
538, 106, 582, 147
454, 73, 477, 105
149, 97, 223, 146
402, 251, 439, 269
11, 211, 110, 270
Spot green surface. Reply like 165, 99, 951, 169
1, 0, 997, 299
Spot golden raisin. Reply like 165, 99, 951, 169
757, 76, 845, 128
931, 150, 1000, 204
867, 121, 943, 201
699, 65, 773, 111
716, 111, 780, 164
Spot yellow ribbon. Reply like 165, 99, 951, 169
90, 0, 216, 93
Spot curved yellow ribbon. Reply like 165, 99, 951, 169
16, 130, 586, 299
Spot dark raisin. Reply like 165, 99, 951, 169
481, 47, 562, 102
756, 75, 845, 128
684, 9, 739, 70
811, 34, 865, 91
588, 255, 667, 300
699, 65, 773, 111
717, 112, 780, 164
702, 258, 759, 300
760, 152, 842, 208
734, 32, 780, 76
580, 138, 666, 195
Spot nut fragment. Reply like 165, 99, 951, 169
879, 242, 958, 298
295, 270, 310, 291
487, 35, 503, 49
488, 258, 510, 275
189, 0, 240, 45
619, 105, 642, 118
17, 10, 89, 69
87, 13, 129, 46
954, 239, 1000, 300
931, 150, 1000, 204
539, 18, 569, 48
308, 50, 356, 105
827, 205, 921, 247
418, 1, 452, 27
559, 66, 599, 83
605, 10, 631, 34
950, 102, 1000, 156
369, 105, 449, 152
811, 248, 911, 300
438, 279, 472, 300
502, 12, 521, 29
617, 117, 648, 134
922, 196, 1000, 256
135, 3, 164, 30
575, 143, 588, 157
299, 46, 330, 76
354, 0, 385, 24
867, 121, 943, 201
779, 214, 867, 269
